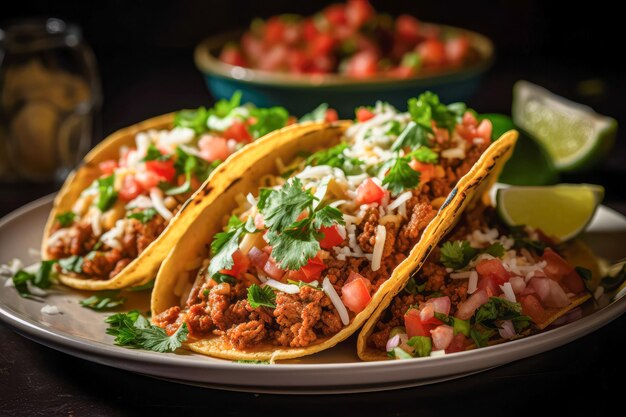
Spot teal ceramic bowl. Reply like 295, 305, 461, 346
194, 25, 494, 117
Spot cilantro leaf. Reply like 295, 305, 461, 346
58, 255, 84, 274
174, 107, 208, 134
248, 106, 289, 138
473, 297, 531, 333
305, 143, 363, 175
105, 310, 188, 352
483, 242, 505, 258
470, 327, 496, 348
311, 205, 343, 229
440, 240, 505, 269
168, 147, 219, 195
407, 336, 432, 357
128, 279, 155, 292
95, 175, 118, 212
404, 277, 426, 295
127, 208, 157, 224
80, 290, 126, 311
383, 156, 421, 196
211, 91, 242, 118
407, 146, 439, 164
142, 144, 170, 162
211, 272, 236, 285
33, 260, 55, 289
226, 215, 243, 230
12, 270, 36, 298
208, 226, 244, 277
390, 121, 430, 151
267, 228, 321, 271
55, 212, 76, 227
299, 103, 329, 122
247, 284, 276, 308
260, 178, 314, 231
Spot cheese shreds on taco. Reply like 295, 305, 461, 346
357, 203, 595, 361
41, 93, 330, 290
150, 93, 518, 361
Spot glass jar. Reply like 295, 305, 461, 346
0, 18, 101, 182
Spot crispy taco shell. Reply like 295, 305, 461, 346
151, 121, 518, 361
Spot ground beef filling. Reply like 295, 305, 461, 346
46, 213, 167, 280
157, 142, 487, 350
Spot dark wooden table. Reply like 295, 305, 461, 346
1, 51, 625, 416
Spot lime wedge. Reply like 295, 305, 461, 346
481, 113, 559, 185
512, 81, 617, 172
496, 184, 604, 241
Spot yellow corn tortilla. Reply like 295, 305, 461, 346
151, 122, 518, 361
41, 114, 332, 290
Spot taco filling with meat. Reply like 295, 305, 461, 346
153, 93, 502, 353
43, 93, 310, 282
364, 204, 592, 360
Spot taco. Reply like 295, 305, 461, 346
151, 93, 518, 361
357, 202, 597, 361
41, 93, 327, 290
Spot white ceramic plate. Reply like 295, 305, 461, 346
1, 194, 625, 394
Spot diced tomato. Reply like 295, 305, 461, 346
345, 51, 379, 78
477, 275, 501, 297
287, 269, 306, 282
431, 325, 454, 351
264, 17, 286, 44
119, 176, 143, 202
355, 178, 385, 205
341, 276, 372, 313
145, 159, 176, 183
409, 160, 435, 183
263, 257, 285, 280
199, 135, 231, 162
325, 108, 339, 122
248, 247, 269, 269
288, 50, 311, 73
257, 44, 289, 72
99, 160, 118, 175
387, 65, 416, 79
404, 308, 434, 337
222, 121, 252, 143
457, 112, 492, 143
356, 107, 376, 122
562, 270, 585, 294
241, 33, 264, 62
319, 225, 345, 249
445, 36, 469, 64
476, 119, 492, 141
542, 248, 573, 282
419, 304, 442, 326
302, 18, 318, 41
299, 256, 326, 282
220, 45, 247, 67
521, 294, 547, 324
395, 14, 421, 44
324, 4, 348, 26
417, 39, 446, 67
463, 111, 478, 126
446, 333, 469, 353
135, 170, 161, 190
476, 259, 509, 285
346, 0, 374, 28
311, 33, 337, 56
346, 270, 364, 285
221, 249, 250, 278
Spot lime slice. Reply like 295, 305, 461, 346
496, 184, 604, 241
481, 113, 559, 185
512, 81, 617, 172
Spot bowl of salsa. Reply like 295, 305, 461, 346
194, 0, 493, 116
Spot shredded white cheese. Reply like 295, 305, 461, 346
323, 277, 349, 326
150, 188, 173, 221
41, 305, 61, 315
264, 279, 300, 294
371, 225, 386, 272
500, 282, 517, 303
387, 191, 413, 211
468, 270, 478, 294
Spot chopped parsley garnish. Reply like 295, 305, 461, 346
80, 290, 126, 311
440, 240, 505, 269
247, 284, 276, 308
11, 260, 56, 299
142, 144, 171, 162
299, 103, 330, 122
127, 208, 157, 223
407, 336, 432, 357
95, 174, 118, 212
58, 255, 84, 274
382, 155, 421, 196
473, 297, 531, 333
55, 212, 76, 227
305, 143, 363, 175
258, 178, 343, 270
248, 106, 289, 138
105, 310, 188, 352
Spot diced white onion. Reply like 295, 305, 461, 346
387, 191, 413, 211
150, 188, 173, 221
0, 258, 24, 277
246, 193, 257, 207
371, 225, 386, 272
135, 132, 150, 158
296, 165, 334, 179
386, 334, 401, 352
178, 144, 204, 159
468, 271, 478, 294
26, 281, 47, 296
99, 219, 125, 250
264, 279, 300, 294
41, 305, 61, 315
498, 320, 516, 339
500, 282, 517, 303
126, 195, 153, 210
323, 277, 349, 326
158, 127, 195, 147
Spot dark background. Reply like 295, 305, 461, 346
1, 1, 625, 415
